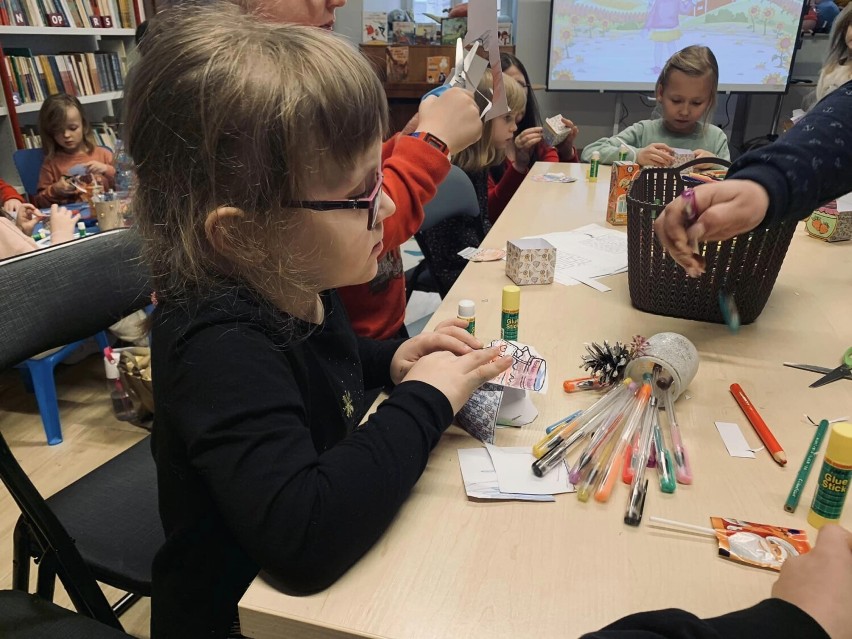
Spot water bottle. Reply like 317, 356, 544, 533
113, 139, 135, 197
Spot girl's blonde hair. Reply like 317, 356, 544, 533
124, 2, 388, 307
38, 93, 97, 159
817, 4, 852, 99
656, 45, 719, 126
453, 72, 526, 173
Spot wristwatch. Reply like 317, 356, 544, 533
408, 131, 450, 156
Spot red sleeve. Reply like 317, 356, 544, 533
537, 141, 560, 163
379, 134, 451, 251
487, 161, 527, 224
0, 179, 23, 203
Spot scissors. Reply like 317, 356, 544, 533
422, 38, 492, 118
784, 347, 852, 388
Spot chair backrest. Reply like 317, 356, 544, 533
12, 148, 45, 201
0, 229, 152, 371
0, 431, 123, 629
419, 165, 480, 233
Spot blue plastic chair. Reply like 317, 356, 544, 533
15, 333, 111, 445
12, 148, 45, 201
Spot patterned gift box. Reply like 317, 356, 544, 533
505, 238, 556, 286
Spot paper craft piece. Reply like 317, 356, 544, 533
458, 246, 506, 262
806, 198, 852, 243
506, 238, 556, 286
715, 422, 756, 459
456, 382, 502, 443
710, 517, 810, 572
542, 114, 570, 147
671, 148, 695, 167
457, 448, 555, 501
485, 444, 574, 495
488, 339, 549, 394
530, 172, 577, 184
464, 0, 508, 120
495, 387, 538, 427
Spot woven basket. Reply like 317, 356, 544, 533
626, 157, 798, 325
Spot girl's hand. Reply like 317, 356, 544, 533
637, 143, 674, 167
48, 204, 81, 245
84, 160, 111, 175
390, 318, 481, 385
556, 117, 579, 159
403, 346, 513, 415
512, 127, 544, 171
13, 203, 43, 235
54, 177, 78, 196
653, 180, 769, 277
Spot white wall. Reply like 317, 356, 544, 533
335, 0, 829, 157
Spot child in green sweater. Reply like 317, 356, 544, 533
582, 45, 730, 166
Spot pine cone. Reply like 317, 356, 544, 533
580, 340, 632, 386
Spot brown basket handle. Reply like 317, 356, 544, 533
673, 156, 732, 172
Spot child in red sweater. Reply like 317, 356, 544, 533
34, 94, 115, 208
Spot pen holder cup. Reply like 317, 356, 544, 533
626, 158, 798, 325
95, 200, 123, 231
624, 332, 698, 401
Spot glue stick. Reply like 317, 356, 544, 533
588, 151, 600, 182
808, 422, 852, 529
457, 299, 476, 336
501, 285, 520, 341
618, 145, 629, 161
76, 221, 86, 238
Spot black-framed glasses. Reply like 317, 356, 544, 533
286, 172, 384, 230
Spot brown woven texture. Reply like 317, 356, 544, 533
626, 157, 797, 325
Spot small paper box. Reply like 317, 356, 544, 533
806, 199, 852, 243
542, 114, 569, 147
505, 238, 556, 286
671, 147, 695, 167
606, 161, 640, 226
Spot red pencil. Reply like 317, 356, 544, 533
729, 383, 787, 466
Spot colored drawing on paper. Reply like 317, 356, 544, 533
457, 383, 503, 443
489, 340, 549, 393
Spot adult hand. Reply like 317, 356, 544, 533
13, 202, 42, 235
513, 127, 544, 171
84, 160, 111, 175
653, 180, 769, 276
637, 143, 674, 167
772, 525, 852, 639
390, 318, 481, 385
417, 87, 483, 154
403, 345, 512, 414
556, 117, 579, 160
48, 204, 81, 245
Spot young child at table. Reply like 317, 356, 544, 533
816, 4, 852, 101
500, 52, 580, 163
0, 177, 36, 221
125, 6, 511, 638
33, 94, 115, 208
581, 45, 730, 166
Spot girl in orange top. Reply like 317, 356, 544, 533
33, 94, 115, 208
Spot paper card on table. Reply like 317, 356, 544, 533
456, 382, 503, 443
495, 387, 538, 427
715, 422, 756, 458
530, 172, 577, 183
488, 339, 549, 393
457, 246, 506, 262
484, 444, 574, 495
457, 448, 554, 501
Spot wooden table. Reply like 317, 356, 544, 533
240, 163, 852, 638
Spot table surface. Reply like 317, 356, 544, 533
239, 163, 852, 639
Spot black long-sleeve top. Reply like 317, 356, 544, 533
149, 285, 453, 638
728, 80, 852, 226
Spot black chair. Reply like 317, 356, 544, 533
0, 229, 163, 630
0, 590, 131, 638
407, 165, 483, 299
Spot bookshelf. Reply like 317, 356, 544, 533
0, 0, 142, 193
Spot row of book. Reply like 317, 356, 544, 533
20, 121, 118, 149
4, 48, 124, 106
363, 13, 513, 46
0, 0, 139, 28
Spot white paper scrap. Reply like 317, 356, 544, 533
485, 444, 575, 495
457, 448, 555, 501
715, 421, 756, 459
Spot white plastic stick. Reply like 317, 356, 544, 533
648, 516, 715, 537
